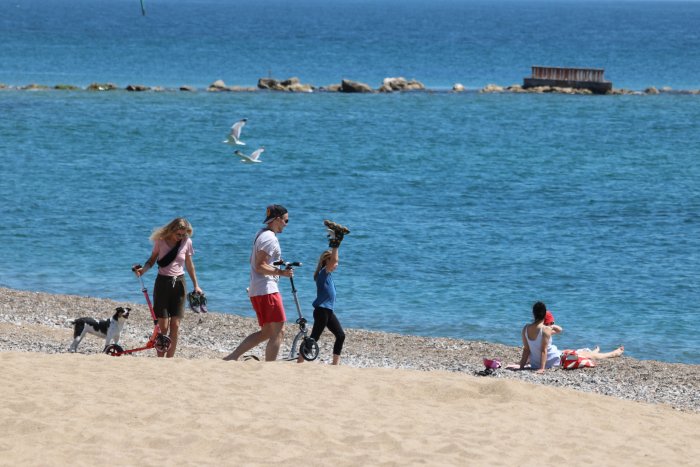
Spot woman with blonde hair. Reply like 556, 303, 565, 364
134, 217, 203, 357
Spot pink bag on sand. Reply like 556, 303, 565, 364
483, 358, 502, 369
476, 358, 502, 376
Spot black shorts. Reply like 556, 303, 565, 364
153, 274, 186, 319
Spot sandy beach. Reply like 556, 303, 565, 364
1, 286, 699, 465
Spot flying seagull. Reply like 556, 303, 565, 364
234, 147, 265, 164
223, 118, 247, 146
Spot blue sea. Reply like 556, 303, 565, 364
1, 0, 699, 364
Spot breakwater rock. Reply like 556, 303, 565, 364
257, 77, 313, 92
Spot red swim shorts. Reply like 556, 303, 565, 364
250, 292, 286, 326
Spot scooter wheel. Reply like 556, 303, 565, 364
300, 337, 319, 361
155, 334, 172, 353
104, 344, 125, 356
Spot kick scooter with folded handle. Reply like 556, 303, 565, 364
103, 265, 172, 356
274, 260, 320, 361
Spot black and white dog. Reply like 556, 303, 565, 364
68, 307, 130, 352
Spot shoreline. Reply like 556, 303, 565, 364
1, 286, 698, 413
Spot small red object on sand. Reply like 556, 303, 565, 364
483, 358, 502, 369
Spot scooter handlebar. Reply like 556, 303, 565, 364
131, 265, 147, 290
273, 260, 302, 268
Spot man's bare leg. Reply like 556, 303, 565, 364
223, 330, 266, 361
264, 322, 284, 361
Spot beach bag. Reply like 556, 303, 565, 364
560, 350, 595, 369
156, 240, 182, 268
476, 358, 501, 376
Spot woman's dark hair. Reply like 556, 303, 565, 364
532, 301, 547, 322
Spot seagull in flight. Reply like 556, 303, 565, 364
223, 118, 247, 146
234, 147, 265, 164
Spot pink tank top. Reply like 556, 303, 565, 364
155, 238, 194, 277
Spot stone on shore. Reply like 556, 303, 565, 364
257, 77, 313, 92
179, 86, 196, 92
523, 85, 550, 93
87, 82, 119, 91
208, 79, 228, 91
54, 84, 80, 91
550, 86, 592, 95
126, 84, 150, 92
452, 83, 465, 92
21, 83, 50, 91
515, 85, 593, 95
645, 87, 660, 94
378, 77, 425, 92
480, 83, 504, 93
340, 79, 373, 93
321, 83, 342, 92
207, 80, 258, 92
608, 88, 639, 95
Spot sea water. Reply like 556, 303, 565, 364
1, 0, 699, 363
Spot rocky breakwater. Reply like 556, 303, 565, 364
3, 79, 700, 95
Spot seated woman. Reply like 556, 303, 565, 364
515, 301, 624, 374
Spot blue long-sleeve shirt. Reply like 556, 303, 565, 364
312, 267, 336, 310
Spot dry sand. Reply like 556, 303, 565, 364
1, 352, 698, 466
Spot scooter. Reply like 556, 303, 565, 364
103, 266, 172, 356
274, 260, 320, 361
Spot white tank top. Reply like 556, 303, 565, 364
525, 325, 561, 369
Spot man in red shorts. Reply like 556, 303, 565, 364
224, 205, 293, 361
